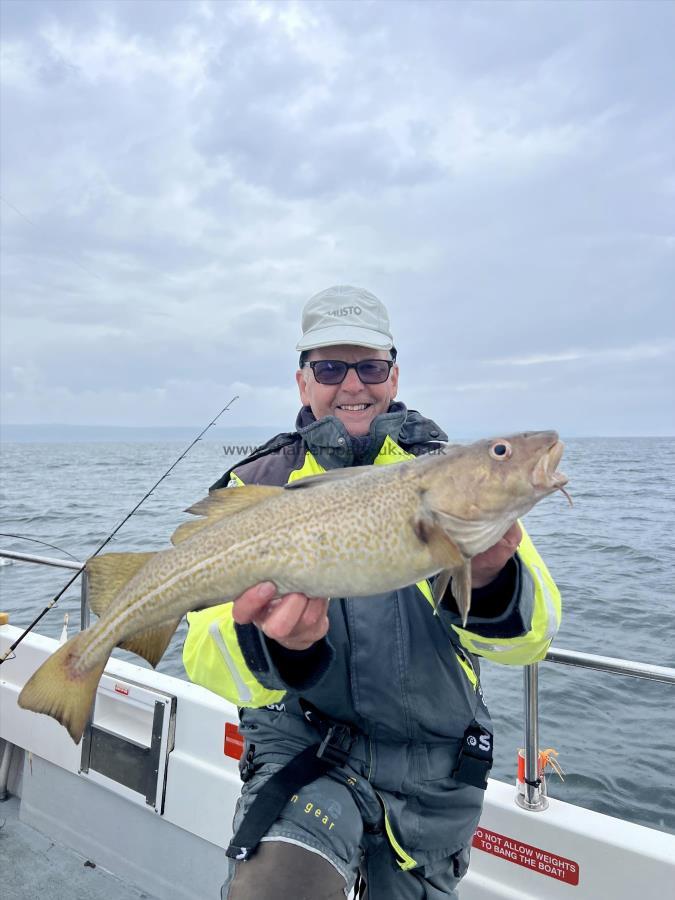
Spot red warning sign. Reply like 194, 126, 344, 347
472, 827, 580, 886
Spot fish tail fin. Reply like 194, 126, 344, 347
18, 631, 109, 744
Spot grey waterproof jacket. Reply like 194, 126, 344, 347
183, 403, 561, 870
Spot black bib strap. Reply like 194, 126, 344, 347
227, 745, 326, 861
226, 708, 355, 862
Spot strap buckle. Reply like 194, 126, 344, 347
316, 723, 353, 767
240, 744, 256, 784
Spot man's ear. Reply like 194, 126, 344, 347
389, 363, 399, 400
296, 368, 310, 406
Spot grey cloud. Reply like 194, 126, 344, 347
0, 0, 200, 38
197, 106, 440, 197
1, 0, 673, 435
195, 46, 442, 197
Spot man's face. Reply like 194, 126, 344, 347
296, 344, 399, 437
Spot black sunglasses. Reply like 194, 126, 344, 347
303, 358, 394, 385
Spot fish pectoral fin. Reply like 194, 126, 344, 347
449, 561, 473, 628
173, 486, 283, 545
413, 513, 473, 624
419, 511, 474, 626
118, 617, 182, 667
18, 631, 108, 745
86, 552, 157, 618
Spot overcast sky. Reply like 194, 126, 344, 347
1, 0, 673, 437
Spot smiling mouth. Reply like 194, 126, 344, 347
337, 403, 372, 412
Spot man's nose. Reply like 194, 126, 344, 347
341, 367, 364, 391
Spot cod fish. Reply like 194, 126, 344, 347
19, 431, 568, 743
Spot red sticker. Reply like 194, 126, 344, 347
472, 827, 580, 885
224, 721, 244, 760
114, 684, 129, 696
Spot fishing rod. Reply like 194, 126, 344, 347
0, 397, 239, 665
0, 534, 80, 562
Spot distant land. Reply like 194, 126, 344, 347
0, 424, 282, 444
2, 424, 672, 444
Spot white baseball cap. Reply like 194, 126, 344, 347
296, 285, 394, 352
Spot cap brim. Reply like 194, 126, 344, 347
296, 324, 393, 352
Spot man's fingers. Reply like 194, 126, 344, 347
260, 593, 309, 640
503, 522, 523, 550
471, 522, 523, 588
232, 587, 329, 648
261, 595, 330, 648
231, 582, 277, 624
302, 596, 330, 628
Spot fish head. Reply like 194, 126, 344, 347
420, 431, 568, 557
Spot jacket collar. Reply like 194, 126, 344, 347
295, 402, 446, 469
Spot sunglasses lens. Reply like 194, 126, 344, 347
311, 359, 392, 384
312, 360, 348, 384
356, 360, 391, 383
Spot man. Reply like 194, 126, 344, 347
183, 286, 561, 900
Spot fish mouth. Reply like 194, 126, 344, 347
533, 439, 570, 500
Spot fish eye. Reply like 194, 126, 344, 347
490, 440, 512, 460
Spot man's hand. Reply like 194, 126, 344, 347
232, 582, 330, 651
471, 522, 523, 589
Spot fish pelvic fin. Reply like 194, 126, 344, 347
119, 617, 182, 667
86, 551, 157, 618
432, 569, 453, 614
449, 561, 472, 627
172, 485, 284, 545
18, 631, 108, 744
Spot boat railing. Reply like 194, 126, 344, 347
0, 548, 91, 629
2, 548, 675, 814
519, 651, 674, 811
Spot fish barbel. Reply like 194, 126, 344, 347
18, 430, 568, 743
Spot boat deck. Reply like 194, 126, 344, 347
1, 794, 152, 900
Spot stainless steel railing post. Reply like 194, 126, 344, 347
0, 549, 82, 571
516, 663, 549, 811
0, 739, 14, 801
80, 568, 90, 631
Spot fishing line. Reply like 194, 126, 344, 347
0, 194, 103, 282
0, 396, 239, 665
0, 534, 79, 562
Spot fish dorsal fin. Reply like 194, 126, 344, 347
284, 465, 375, 490
185, 486, 283, 517
119, 617, 182, 667
172, 486, 284, 545
86, 551, 157, 618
